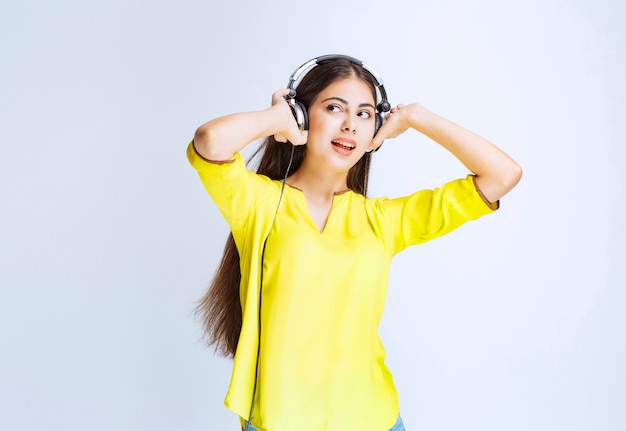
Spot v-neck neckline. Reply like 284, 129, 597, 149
283, 183, 350, 234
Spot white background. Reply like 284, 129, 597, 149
1, 0, 624, 430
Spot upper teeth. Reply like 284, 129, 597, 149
334, 141, 354, 149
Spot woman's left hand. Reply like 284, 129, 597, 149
370, 101, 522, 203
369, 103, 421, 151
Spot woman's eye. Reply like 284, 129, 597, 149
326, 104, 341, 112
359, 111, 372, 119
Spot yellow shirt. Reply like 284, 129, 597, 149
187, 143, 496, 431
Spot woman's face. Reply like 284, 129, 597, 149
304, 76, 377, 174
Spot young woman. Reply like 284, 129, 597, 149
187, 55, 522, 431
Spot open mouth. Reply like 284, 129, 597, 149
331, 140, 355, 153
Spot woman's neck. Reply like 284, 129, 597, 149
287, 160, 349, 200
286, 160, 349, 232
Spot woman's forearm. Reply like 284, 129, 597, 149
193, 105, 282, 161
409, 105, 522, 203
193, 89, 307, 161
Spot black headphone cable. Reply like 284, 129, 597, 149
244, 144, 295, 431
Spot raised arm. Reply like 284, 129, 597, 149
193, 89, 307, 161
370, 103, 522, 203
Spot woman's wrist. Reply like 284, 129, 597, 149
406, 103, 433, 134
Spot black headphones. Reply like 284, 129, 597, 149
285, 54, 391, 138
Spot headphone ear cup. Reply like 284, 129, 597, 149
371, 113, 385, 151
374, 113, 383, 136
289, 101, 309, 131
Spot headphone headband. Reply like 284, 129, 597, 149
286, 54, 391, 114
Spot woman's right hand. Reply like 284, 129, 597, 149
270, 89, 308, 146
193, 89, 307, 161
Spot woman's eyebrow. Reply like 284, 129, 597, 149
320, 97, 375, 110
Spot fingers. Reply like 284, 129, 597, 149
388, 103, 404, 116
370, 127, 387, 151
368, 137, 382, 152
369, 103, 408, 150
291, 130, 308, 146
275, 130, 307, 145
271, 88, 293, 105
271, 89, 307, 145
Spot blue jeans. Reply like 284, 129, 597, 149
388, 414, 406, 431
243, 414, 406, 431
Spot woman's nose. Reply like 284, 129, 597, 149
342, 116, 356, 133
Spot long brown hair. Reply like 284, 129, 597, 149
196, 58, 379, 357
